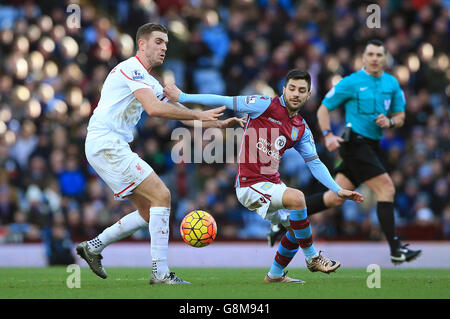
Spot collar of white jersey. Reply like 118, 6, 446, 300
135, 56, 151, 73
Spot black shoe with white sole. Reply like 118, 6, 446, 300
391, 244, 422, 265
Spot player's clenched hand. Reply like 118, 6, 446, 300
195, 106, 226, 121
324, 134, 343, 152
337, 189, 364, 203
219, 116, 246, 128
375, 114, 390, 128
163, 84, 182, 102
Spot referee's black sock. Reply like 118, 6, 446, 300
306, 192, 328, 216
376, 201, 401, 253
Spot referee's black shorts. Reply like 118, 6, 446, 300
334, 131, 387, 187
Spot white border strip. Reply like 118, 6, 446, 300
0, 242, 449, 268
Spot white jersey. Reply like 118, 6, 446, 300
87, 56, 167, 143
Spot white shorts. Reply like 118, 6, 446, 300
236, 182, 290, 227
85, 134, 153, 200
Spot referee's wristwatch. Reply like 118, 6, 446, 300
322, 129, 331, 137
389, 118, 395, 128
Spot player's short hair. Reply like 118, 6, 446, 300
136, 23, 168, 44
365, 39, 386, 54
285, 69, 312, 91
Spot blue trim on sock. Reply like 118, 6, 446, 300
294, 227, 312, 239
278, 245, 299, 258
285, 231, 297, 244
288, 208, 317, 259
289, 208, 307, 221
303, 246, 318, 259
269, 260, 284, 277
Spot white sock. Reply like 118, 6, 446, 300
88, 210, 148, 254
267, 272, 281, 279
149, 206, 171, 278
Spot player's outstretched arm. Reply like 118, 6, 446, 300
164, 84, 234, 109
305, 158, 363, 204
134, 88, 225, 121
336, 189, 364, 203
164, 84, 272, 119
181, 116, 246, 128
175, 102, 245, 128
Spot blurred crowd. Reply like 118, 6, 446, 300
0, 0, 449, 260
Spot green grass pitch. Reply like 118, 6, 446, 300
1, 267, 449, 299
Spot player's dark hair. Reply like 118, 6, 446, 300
136, 23, 168, 44
285, 69, 312, 91
366, 39, 386, 53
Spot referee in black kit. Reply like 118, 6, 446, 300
306, 39, 421, 264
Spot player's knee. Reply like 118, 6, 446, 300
378, 179, 395, 200
386, 181, 396, 197
283, 189, 305, 210
159, 186, 171, 206
138, 210, 150, 222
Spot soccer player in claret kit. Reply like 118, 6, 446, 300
77, 23, 241, 285
164, 69, 364, 283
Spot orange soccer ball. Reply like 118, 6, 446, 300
180, 210, 217, 247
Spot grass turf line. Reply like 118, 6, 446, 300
1, 267, 449, 299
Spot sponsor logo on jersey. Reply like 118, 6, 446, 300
268, 117, 282, 125
274, 135, 287, 150
256, 137, 281, 160
384, 99, 391, 110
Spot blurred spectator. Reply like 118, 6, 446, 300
0, 170, 19, 224
58, 156, 86, 199
41, 219, 76, 265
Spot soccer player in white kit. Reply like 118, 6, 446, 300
77, 23, 239, 284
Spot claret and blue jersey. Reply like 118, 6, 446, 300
322, 68, 406, 140
178, 92, 342, 195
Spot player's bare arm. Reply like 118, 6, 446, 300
375, 112, 405, 128
317, 104, 344, 152
175, 102, 246, 128
133, 88, 225, 121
